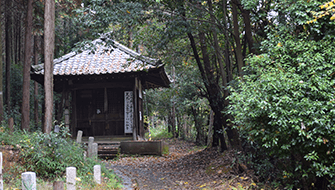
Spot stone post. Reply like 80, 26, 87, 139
54, 125, 60, 133
87, 137, 94, 158
22, 172, 36, 190
94, 165, 101, 184
92, 143, 98, 159
0, 152, 3, 190
66, 167, 76, 190
76, 130, 83, 143
53, 181, 64, 190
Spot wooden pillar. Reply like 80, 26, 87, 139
71, 90, 77, 137
138, 80, 144, 138
56, 90, 65, 124
57, 90, 70, 134
133, 77, 138, 140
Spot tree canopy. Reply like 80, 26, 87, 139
1, 0, 335, 188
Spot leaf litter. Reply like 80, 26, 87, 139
106, 139, 258, 189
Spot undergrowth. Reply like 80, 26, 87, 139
146, 125, 173, 140
0, 125, 122, 189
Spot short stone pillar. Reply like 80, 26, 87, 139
66, 167, 76, 190
54, 125, 60, 133
22, 172, 36, 190
76, 130, 83, 143
94, 165, 101, 184
0, 152, 3, 190
92, 143, 98, 159
53, 181, 64, 190
87, 137, 94, 158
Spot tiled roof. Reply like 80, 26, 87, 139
31, 39, 162, 76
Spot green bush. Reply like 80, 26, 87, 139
228, 33, 335, 189
0, 126, 122, 188
148, 125, 173, 140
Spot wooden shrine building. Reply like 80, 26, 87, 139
31, 38, 170, 140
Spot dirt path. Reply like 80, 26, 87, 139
106, 139, 256, 190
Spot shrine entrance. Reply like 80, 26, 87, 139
75, 88, 133, 137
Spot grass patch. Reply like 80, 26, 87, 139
162, 143, 170, 155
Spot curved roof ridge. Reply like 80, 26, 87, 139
31, 37, 164, 76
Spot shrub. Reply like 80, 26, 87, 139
0, 126, 122, 188
148, 125, 173, 140
228, 33, 335, 189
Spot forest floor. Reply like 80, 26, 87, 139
106, 139, 259, 190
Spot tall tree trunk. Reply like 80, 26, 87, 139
186, 30, 228, 151
231, 0, 244, 76
15, 16, 19, 65
34, 35, 39, 126
183, 3, 229, 150
171, 66, 176, 138
5, 0, 12, 112
44, 0, 55, 134
166, 114, 171, 133
220, 0, 242, 150
208, 0, 226, 87
207, 109, 214, 147
209, 0, 235, 149
234, 0, 255, 54
177, 114, 181, 138
21, 0, 33, 131
185, 116, 189, 139
199, 31, 228, 151
192, 107, 201, 145
0, 13, 3, 122
171, 107, 175, 138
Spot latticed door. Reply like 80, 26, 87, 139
76, 88, 126, 136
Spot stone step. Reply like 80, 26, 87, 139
97, 143, 120, 158
99, 153, 119, 158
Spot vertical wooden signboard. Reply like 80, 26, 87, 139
124, 91, 133, 134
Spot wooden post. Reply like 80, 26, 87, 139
71, 90, 77, 137
8, 117, 14, 134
